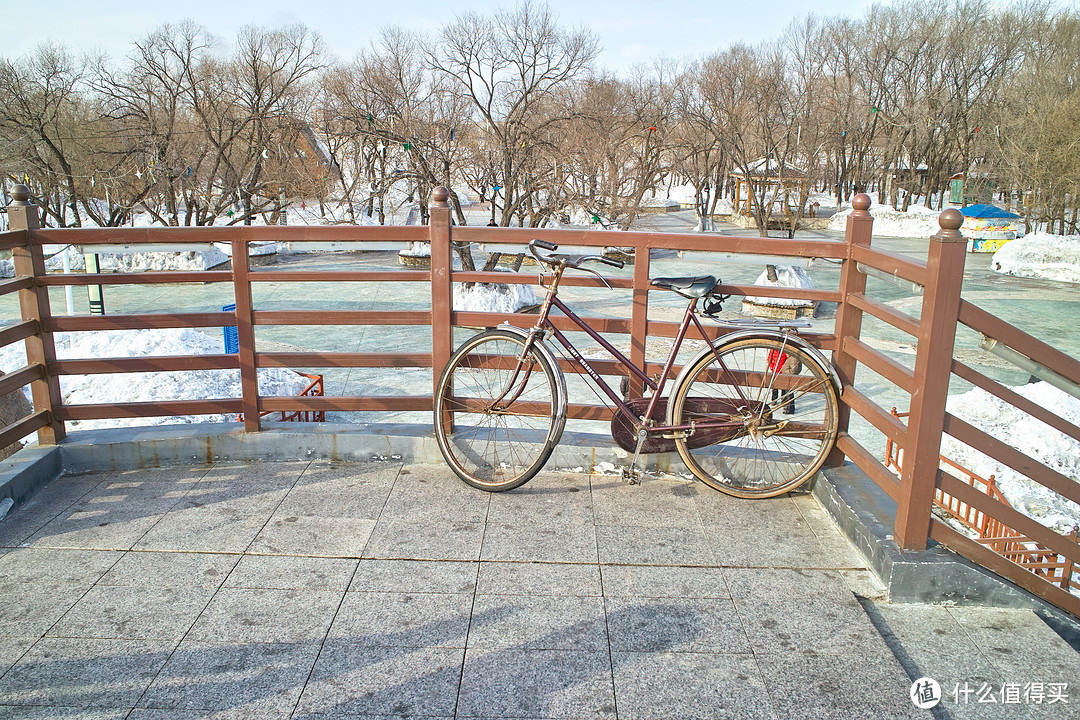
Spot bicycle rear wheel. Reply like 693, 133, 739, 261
670, 337, 839, 498
434, 329, 565, 491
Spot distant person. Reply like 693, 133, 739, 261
487, 219, 497, 226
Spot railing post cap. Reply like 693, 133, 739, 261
431, 186, 450, 206
10, 184, 30, 203
938, 207, 964, 231
852, 193, 871, 212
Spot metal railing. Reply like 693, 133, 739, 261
2, 184, 1078, 615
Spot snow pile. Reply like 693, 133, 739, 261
213, 241, 278, 258
36, 245, 231, 273
0, 328, 311, 432
400, 242, 431, 258
991, 233, 1080, 284
453, 278, 537, 313
641, 197, 680, 209
941, 381, 1080, 532
828, 202, 940, 237
745, 265, 815, 308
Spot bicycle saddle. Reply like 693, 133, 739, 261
650, 275, 717, 298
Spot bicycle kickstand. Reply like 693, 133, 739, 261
621, 428, 648, 485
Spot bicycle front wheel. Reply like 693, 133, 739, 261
434, 329, 566, 491
670, 337, 839, 498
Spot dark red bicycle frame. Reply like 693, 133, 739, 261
530, 291, 753, 436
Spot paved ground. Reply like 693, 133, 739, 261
0, 461, 1076, 719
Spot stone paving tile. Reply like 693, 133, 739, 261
590, 474, 703, 528
328, 591, 472, 648
486, 472, 594, 527
0, 582, 93, 637
379, 464, 490, 523
480, 520, 598, 564
756, 650, 921, 720
283, 460, 398, 519
869, 603, 1026, 720
949, 607, 1080, 688
0, 706, 131, 719
98, 550, 240, 589
477, 561, 601, 596
595, 524, 716, 566
224, 555, 358, 591
0, 637, 173, 709
612, 650, 774, 720
790, 494, 870, 569
138, 640, 321, 714
726, 569, 886, 656
469, 594, 608, 651
600, 564, 730, 599
697, 495, 844, 568
296, 643, 464, 718
129, 709, 288, 720
187, 588, 343, 645
457, 648, 616, 719
364, 517, 485, 561
248, 514, 377, 556
69, 471, 199, 512
24, 509, 165, 551
0, 636, 35, 675
131, 506, 271, 553
0, 475, 109, 547
47, 584, 214, 641
605, 596, 751, 654
0, 548, 122, 588
348, 559, 478, 594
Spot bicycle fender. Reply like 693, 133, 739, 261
666, 329, 841, 426
492, 324, 569, 423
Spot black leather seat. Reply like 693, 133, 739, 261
650, 275, 717, 298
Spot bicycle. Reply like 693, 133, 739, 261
433, 239, 841, 498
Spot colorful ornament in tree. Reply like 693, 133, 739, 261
591, 215, 600, 224
648, 126, 656, 132
403, 142, 411, 150
226, 209, 234, 218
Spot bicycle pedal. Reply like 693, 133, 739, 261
620, 466, 641, 485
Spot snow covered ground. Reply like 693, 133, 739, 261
828, 199, 941, 237
0, 328, 311, 431
942, 381, 1080, 532
991, 233, 1080, 284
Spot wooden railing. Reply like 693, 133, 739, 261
1, 184, 1078, 615
886, 408, 1079, 594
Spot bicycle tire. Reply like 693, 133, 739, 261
434, 329, 566, 491
670, 336, 839, 498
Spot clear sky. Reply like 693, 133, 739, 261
4, 0, 876, 71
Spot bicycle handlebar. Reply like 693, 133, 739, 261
527, 239, 626, 270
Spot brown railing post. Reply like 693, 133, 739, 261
6, 185, 65, 444
232, 234, 260, 431
828, 193, 873, 465
894, 208, 966, 550
430, 187, 453, 404
628, 242, 650, 397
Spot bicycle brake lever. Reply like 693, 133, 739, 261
578, 264, 612, 289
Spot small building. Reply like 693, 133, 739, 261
730, 158, 809, 219
960, 204, 1021, 253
